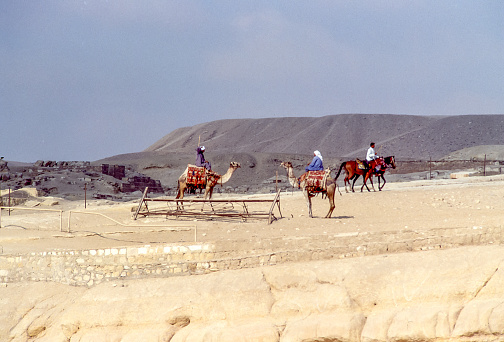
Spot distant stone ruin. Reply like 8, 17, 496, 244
1, 161, 165, 201
121, 175, 163, 193
101, 164, 163, 193
101, 164, 125, 180
34, 160, 91, 169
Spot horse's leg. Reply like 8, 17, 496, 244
350, 172, 359, 192
361, 172, 372, 192
325, 185, 335, 218
345, 167, 353, 193
344, 168, 352, 193
369, 173, 376, 191
379, 174, 386, 191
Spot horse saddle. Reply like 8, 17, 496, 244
356, 159, 367, 170
299, 169, 330, 191
186, 165, 221, 188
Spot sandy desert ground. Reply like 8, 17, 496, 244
1, 173, 503, 256
2, 174, 504, 341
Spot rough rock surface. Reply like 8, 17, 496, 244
3, 245, 504, 341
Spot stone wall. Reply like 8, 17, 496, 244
101, 164, 125, 179
0, 224, 503, 288
121, 175, 164, 193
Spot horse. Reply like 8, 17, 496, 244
333, 159, 371, 193
362, 156, 397, 191
334, 156, 396, 193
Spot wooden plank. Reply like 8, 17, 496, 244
133, 187, 149, 220
268, 189, 282, 224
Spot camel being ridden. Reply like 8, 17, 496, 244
280, 161, 336, 218
176, 162, 241, 200
362, 156, 396, 191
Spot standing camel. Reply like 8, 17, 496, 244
176, 162, 241, 200
280, 161, 336, 218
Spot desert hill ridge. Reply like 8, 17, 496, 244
4, 114, 503, 198
145, 113, 504, 160
92, 114, 504, 191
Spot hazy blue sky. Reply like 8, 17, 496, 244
1, 1, 503, 162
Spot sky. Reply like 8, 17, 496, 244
1, 1, 503, 162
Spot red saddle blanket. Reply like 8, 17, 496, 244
187, 166, 206, 187
299, 170, 328, 190
186, 165, 221, 187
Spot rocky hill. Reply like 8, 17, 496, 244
145, 114, 504, 160
95, 114, 504, 191
3, 114, 504, 199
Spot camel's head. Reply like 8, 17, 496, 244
280, 161, 293, 169
230, 161, 241, 169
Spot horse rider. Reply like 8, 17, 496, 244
366, 142, 381, 172
305, 150, 324, 172
195, 146, 211, 170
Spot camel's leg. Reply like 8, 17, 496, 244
204, 186, 212, 200
175, 181, 186, 210
303, 190, 313, 218
175, 183, 184, 199
325, 185, 335, 218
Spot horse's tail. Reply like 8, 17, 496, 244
334, 162, 346, 181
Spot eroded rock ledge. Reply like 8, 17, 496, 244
2, 245, 504, 341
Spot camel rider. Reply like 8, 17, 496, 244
305, 150, 324, 172
0, 157, 8, 172
195, 146, 211, 170
366, 142, 380, 171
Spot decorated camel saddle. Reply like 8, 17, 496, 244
186, 164, 221, 189
298, 169, 331, 192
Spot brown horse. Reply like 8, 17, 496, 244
363, 156, 396, 191
334, 156, 396, 192
334, 159, 370, 193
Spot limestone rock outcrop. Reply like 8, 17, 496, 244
3, 245, 504, 341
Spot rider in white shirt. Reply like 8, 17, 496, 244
366, 142, 381, 171
366, 142, 378, 162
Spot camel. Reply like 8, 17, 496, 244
175, 162, 241, 200
280, 161, 336, 218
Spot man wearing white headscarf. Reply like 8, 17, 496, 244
195, 146, 211, 170
305, 150, 324, 171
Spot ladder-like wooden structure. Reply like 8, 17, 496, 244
133, 188, 282, 224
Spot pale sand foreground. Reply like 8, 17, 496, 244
1, 175, 504, 341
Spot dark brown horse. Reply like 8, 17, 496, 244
362, 156, 396, 191
334, 156, 396, 192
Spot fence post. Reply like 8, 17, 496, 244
484, 154, 486, 176
429, 157, 432, 180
